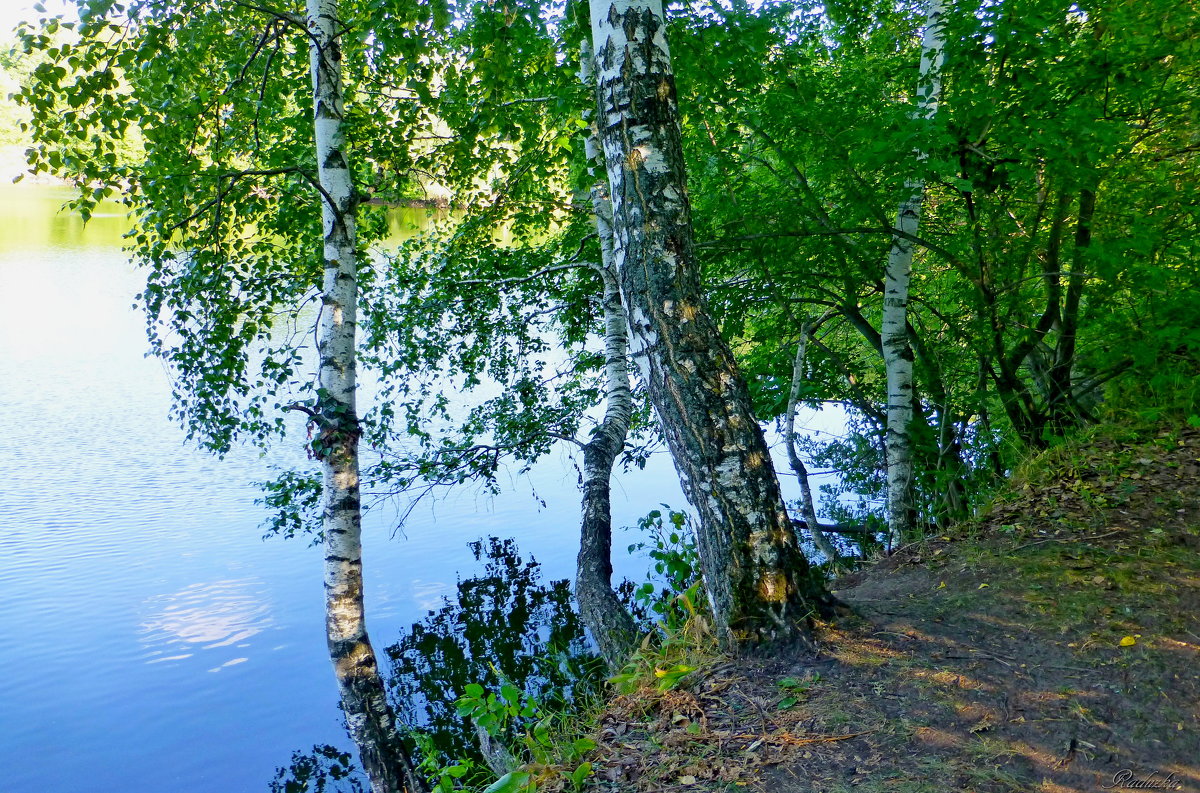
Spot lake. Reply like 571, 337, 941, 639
0, 186, 839, 793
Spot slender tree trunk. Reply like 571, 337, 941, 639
575, 229, 640, 668
784, 318, 839, 563
306, 4, 425, 791
883, 0, 945, 548
575, 43, 640, 667
589, 0, 834, 647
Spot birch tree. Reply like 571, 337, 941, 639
588, 0, 835, 645
344, 14, 649, 670
303, 3, 425, 791
784, 315, 840, 563
573, 43, 640, 668
882, 0, 945, 546
17, 3, 434, 789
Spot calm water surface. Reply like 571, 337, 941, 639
0, 187, 689, 793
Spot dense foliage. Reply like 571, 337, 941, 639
671, 0, 1200, 528
18, 0, 1197, 538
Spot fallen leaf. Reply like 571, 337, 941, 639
978, 583, 990, 589
678, 776, 697, 785
1119, 635, 1137, 647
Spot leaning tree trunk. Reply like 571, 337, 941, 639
306, 4, 425, 792
574, 196, 640, 668
589, 0, 834, 647
575, 43, 641, 669
882, 0, 945, 548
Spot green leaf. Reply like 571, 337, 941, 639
482, 771, 531, 793
500, 683, 522, 706
570, 762, 592, 786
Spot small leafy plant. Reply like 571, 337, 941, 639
624, 505, 703, 632
776, 672, 822, 710
430, 681, 595, 793
610, 507, 713, 695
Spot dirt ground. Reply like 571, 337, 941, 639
585, 427, 1200, 793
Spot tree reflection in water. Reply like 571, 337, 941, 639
273, 537, 603, 789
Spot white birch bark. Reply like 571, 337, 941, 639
306, 3, 424, 791
883, 0, 945, 548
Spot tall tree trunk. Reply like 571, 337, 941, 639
588, 0, 834, 647
784, 317, 839, 563
575, 43, 640, 667
882, 0, 945, 548
306, 4, 425, 791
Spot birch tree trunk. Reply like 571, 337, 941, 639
575, 197, 641, 668
575, 42, 640, 670
882, 0, 945, 548
589, 0, 834, 647
306, 4, 425, 791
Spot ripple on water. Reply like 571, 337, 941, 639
139, 578, 273, 666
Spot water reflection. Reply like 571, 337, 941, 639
0, 185, 129, 251
140, 578, 272, 664
410, 579, 455, 612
